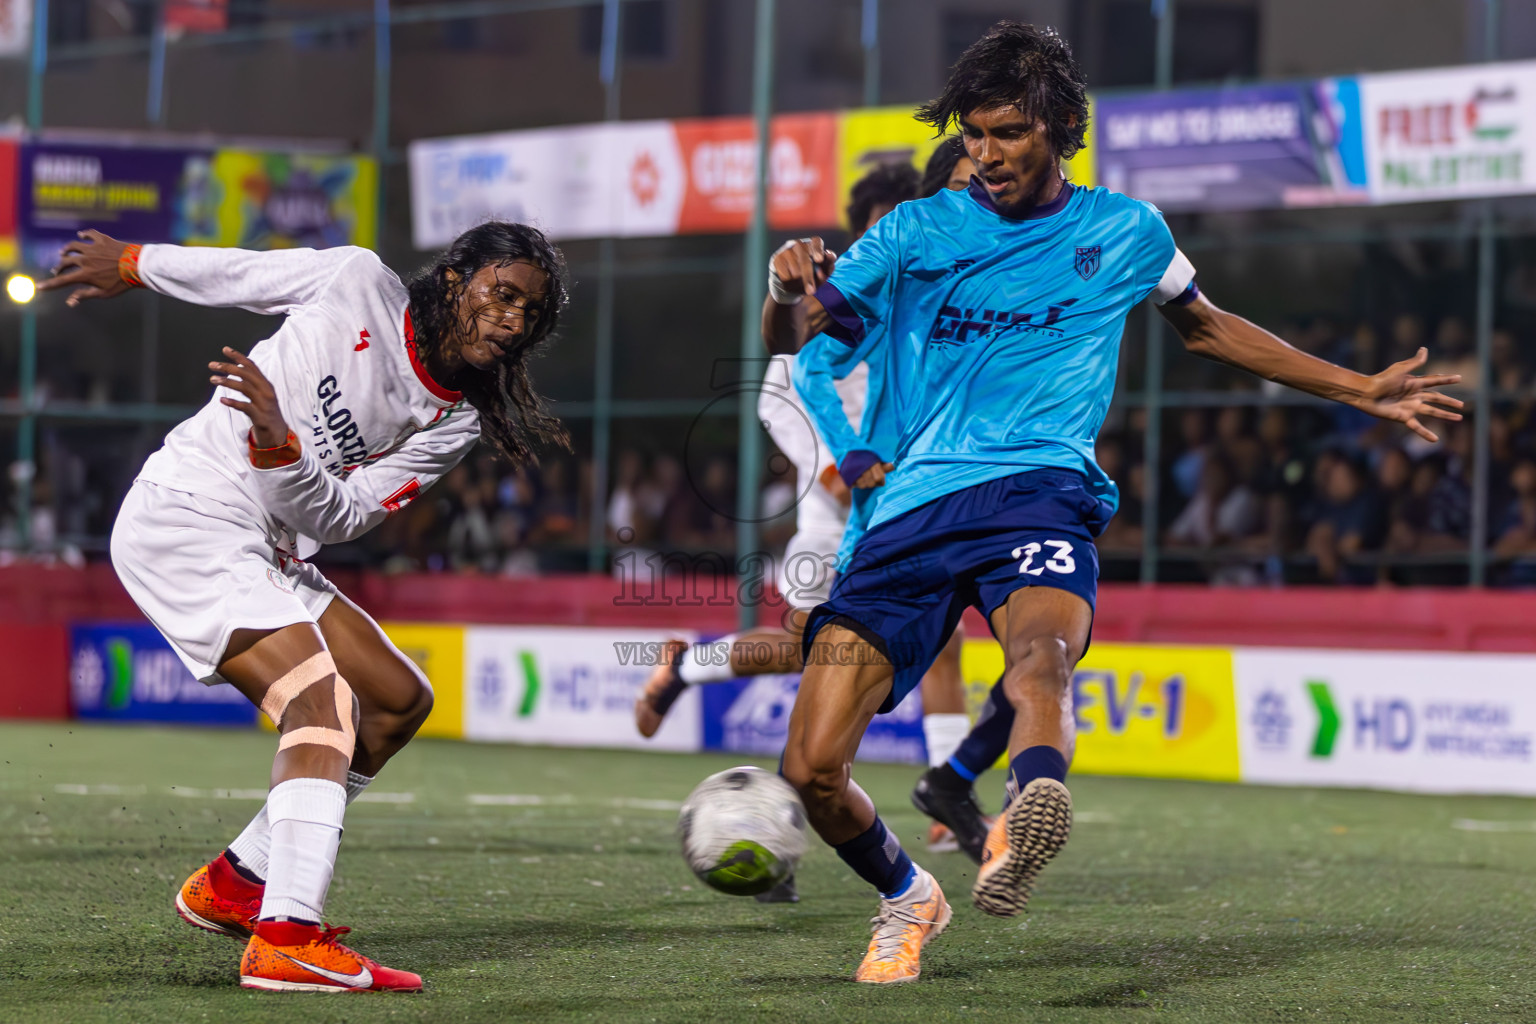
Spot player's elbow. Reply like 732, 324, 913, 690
1181, 328, 1222, 361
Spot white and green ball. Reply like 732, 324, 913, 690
677, 766, 808, 896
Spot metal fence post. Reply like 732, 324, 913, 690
1140, 312, 1163, 584
1153, 0, 1176, 89
1470, 0, 1500, 585
587, 0, 622, 572
735, 0, 776, 629
16, 0, 48, 552
1139, 0, 1175, 583
861, 0, 879, 107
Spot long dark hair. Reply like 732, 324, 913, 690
916, 21, 1089, 162
407, 221, 571, 465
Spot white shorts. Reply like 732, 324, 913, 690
778, 528, 844, 612
110, 480, 338, 684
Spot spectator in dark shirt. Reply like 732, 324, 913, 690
1305, 454, 1382, 583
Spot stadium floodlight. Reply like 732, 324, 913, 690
6, 274, 35, 304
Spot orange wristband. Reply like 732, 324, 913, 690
118, 243, 145, 288
248, 430, 301, 469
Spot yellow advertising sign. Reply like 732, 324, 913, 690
837, 106, 946, 228
960, 639, 1239, 782
380, 622, 465, 740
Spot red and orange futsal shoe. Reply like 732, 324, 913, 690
634, 638, 690, 738
241, 920, 423, 993
176, 852, 263, 940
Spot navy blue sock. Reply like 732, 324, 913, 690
947, 674, 1014, 780
1005, 745, 1069, 807
834, 817, 916, 899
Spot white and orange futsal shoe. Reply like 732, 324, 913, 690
240, 920, 422, 993
175, 853, 262, 940
971, 777, 1073, 918
853, 868, 951, 985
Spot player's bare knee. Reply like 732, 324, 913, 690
782, 754, 848, 812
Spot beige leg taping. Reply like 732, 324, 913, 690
260, 651, 338, 726
278, 724, 355, 756
265, 654, 357, 757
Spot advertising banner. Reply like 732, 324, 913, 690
675, 112, 838, 234
463, 626, 701, 752
380, 622, 465, 740
836, 105, 949, 228
183, 150, 377, 251
22, 144, 208, 267
21, 142, 376, 267
409, 121, 685, 248
699, 673, 926, 765
1358, 60, 1536, 204
69, 623, 255, 727
410, 112, 840, 246
962, 640, 1241, 782
1234, 648, 1536, 796
0, 137, 18, 268
1097, 82, 1367, 212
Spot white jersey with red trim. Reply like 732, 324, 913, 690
134, 244, 480, 557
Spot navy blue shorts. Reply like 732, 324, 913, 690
803, 469, 1112, 713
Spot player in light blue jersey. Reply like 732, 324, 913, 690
794, 138, 1000, 863
762, 22, 1464, 985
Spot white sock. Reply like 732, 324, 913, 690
227, 770, 373, 883
258, 777, 346, 923
677, 636, 741, 684
227, 806, 271, 881
345, 770, 374, 804
923, 713, 972, 768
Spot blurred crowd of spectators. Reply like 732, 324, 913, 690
7, 312, 1536, 587
1099, 314, 1536, 586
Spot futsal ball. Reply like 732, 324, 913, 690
678, 766, 808, 896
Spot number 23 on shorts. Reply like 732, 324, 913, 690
1013, 540, 1076, 576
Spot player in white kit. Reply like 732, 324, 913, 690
40, 221, 569, 992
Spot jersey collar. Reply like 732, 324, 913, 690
966, 176, 1075, 221
402, 308, 464, 405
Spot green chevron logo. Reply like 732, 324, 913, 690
517, 650, 541, 718
1307, 680, 1340, 758
105, 638, 135, 711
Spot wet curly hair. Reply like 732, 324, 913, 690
916, 21, 1089, 161
406, 221, 571, 466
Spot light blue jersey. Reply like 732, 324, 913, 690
791, 329, 897, 567
814, 180, 1194, 531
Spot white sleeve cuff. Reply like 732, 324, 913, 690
1152, 248, 1197, 305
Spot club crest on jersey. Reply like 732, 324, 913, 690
1075, 246, 1101, 281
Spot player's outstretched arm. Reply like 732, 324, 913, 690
1161, 292, 1465, 443
761, 238, 835, 355
40, 228, 369, 315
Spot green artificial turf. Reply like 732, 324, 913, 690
3, 720, 1535, 1022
